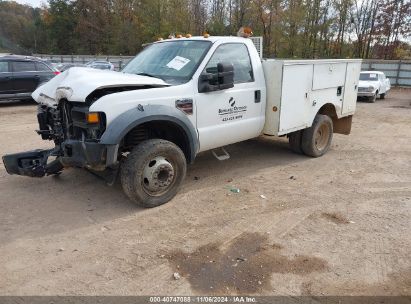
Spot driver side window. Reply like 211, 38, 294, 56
204, 43, 254, 84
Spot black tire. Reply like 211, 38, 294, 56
289, 130, 303, 154
380, 93, 386, 99
370, 92, 377, 103
120, 139, 187, 208
301, 114, 333, 157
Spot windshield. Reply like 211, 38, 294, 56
360, 73, 378, 81
122, 40, 212, 84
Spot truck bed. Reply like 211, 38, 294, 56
262, 59, 362, 136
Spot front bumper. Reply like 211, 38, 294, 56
357, 91, 376, 97
2, 140, 118, 178
2, 149, 62, 177
60, 140, 107, 169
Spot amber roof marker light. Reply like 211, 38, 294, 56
237, 27, 253, 38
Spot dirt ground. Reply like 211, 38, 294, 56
0, 89, 410, 296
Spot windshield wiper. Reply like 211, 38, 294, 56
136, 72, 161, 79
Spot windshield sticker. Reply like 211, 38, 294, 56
166, 56, 191, 71
369, 73, 377, 78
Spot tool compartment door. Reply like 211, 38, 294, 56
312, 63, 346, 90
278, 64, 312, 133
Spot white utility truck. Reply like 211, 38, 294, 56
3, 35, 362, 207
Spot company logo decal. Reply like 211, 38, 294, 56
229, 97, 235, 107
218, 97, 247, 122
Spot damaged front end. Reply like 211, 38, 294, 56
3, 98, 109, 178
2, 149, 63, 177
2, 67, 170, 179
2, 102, 66, 177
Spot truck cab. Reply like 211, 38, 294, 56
94, 37, 266, 152
2, 35, 361, 208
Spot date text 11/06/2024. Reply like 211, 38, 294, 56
149, 296, 257, 303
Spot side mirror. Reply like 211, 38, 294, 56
198, 62, 234, 93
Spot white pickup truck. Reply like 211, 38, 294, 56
357, 71, 391, 102
3, 36, 362, 207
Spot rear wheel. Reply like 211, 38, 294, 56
301, 114, 333, 157
380, 92, 386, 99
120, 139, 187, 208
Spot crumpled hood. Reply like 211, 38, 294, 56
32, 67, 169, 106
358, 80, 378, 89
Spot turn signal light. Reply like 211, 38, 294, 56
87, 112, 100, 124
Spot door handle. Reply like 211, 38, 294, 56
254, 90, 261, 103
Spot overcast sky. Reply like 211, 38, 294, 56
14, 0, 45, 7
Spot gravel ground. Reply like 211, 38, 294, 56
0, 89, 410, 296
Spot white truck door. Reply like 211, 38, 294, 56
342, 62, 361, 115
195, 43, 263, 152
378, 74, 385, 93
380, 73, 390, 93
384, 74, 391, 91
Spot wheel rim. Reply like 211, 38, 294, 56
314, 124, 330, 152
142, 156, 175, 196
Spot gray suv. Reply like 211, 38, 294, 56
0, 55, 59, 101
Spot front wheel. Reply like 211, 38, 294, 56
370, 92, 377, 103
301, 114, 333, 157
120, 139, 187, 208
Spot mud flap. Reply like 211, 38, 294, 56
333, 115, 353, 135
2, 149, 63, 177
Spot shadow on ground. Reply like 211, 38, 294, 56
0, 136, 309, 244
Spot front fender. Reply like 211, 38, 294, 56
100, 104, 199, 163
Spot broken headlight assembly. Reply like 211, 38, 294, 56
36, 103, 106, 143
70, 107, 106, 141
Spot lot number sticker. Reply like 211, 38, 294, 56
166, 56, 190, 71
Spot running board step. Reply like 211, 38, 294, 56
212, 147, 230, 161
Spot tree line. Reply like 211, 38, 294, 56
0, 0, 410, 59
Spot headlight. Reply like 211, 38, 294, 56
56, 87, 73, 100
367, 86, 375, 92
